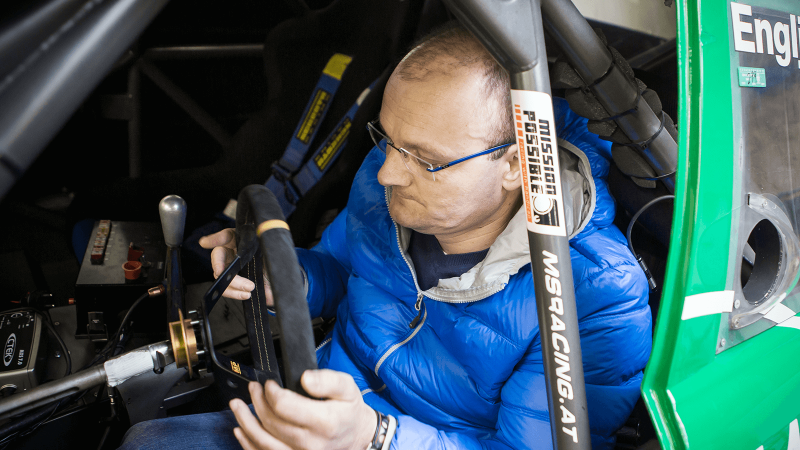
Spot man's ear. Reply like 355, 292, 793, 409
501, 145, 521, 192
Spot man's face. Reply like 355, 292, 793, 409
376, 65, 519, 241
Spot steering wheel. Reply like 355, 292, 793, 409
193, 185, 318, 397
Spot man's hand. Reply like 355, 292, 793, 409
199, 228, 271, 303
230, 370, 377, 450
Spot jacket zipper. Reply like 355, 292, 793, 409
386, 188, 427, 327
372, 189, 429, 375
374, 307, 427, 376
315, 337, 331, 352
373, 188, 506, 375
409, 294, 423, 328
383, 191, 506, 305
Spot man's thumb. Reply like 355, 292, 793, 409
300, 369, 357, 400
199, 228, 233, 249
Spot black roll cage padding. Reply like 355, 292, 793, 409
540, 0, 678, 193
591, 79, 643, 123
572, 51, 676, 184
583, 64, 676, 182
615, 110, 677, 182
623, 110, 668, 153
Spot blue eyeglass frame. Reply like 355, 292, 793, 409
366, 120, 513, 173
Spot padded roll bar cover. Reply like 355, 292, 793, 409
237, 184, 318, 395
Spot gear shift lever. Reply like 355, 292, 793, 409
159, 195, 186, 321
159, 195, 187, 247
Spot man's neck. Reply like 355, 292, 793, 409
435, 196, 522, 254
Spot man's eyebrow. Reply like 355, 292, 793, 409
377, 118, 446, 159
401, 141, 446, 160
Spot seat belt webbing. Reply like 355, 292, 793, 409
272, 53, 353, 177
266, 79, 378, 217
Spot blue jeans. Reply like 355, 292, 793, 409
117, 407, 253, 450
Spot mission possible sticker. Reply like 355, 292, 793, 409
511, 90, 567, 237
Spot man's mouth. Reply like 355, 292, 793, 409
391, 191, 418, 205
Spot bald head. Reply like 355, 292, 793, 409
392, 24, 514, 158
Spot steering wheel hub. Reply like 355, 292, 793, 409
168, 310, 199, 378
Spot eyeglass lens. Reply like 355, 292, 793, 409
369, 122, 436, 181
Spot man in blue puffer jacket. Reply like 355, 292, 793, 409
120, 25, 650, 450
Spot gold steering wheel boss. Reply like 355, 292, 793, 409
168, 310, 198, 378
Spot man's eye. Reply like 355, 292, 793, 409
415, 158, 434, 168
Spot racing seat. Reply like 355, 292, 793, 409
224, 0, 428, 249
180, 0, 434, 283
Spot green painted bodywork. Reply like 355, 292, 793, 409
641, 1, 800, 449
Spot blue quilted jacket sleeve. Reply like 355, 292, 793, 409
295, 209, 352, 319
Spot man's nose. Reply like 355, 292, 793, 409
377, 149, 412, 187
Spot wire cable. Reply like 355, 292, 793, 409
0, 306, 78, 447
87, 286, 162, 368
626, 195, 674, 290
0, 285, 164, 446
0, 285, 163, 447
41, 319, 71, 377
0, 391, 79, 448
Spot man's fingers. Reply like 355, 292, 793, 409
199, 228, 236, 250
226, 275, 255, 299
258, 381, 313, 428
250, 382, 313, 445
231, 399, 292, 450
209, 245, 254, 299
230, 399, 262, 438
224, 288, 252, 300
210, 246, 236, 278
264, 287, 274, 307
233, 427, 292, 450
232, 428, 260, 450
249, 381, 270, 424
250, 382, 293, 432
260, 380, 325, 429
218, 275, 254, 300
300, 369, 360, 401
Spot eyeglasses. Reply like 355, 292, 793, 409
367, 119, 512, 182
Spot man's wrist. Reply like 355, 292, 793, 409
365, 410, 396, 450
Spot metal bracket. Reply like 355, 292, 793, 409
116, 362, 187, 426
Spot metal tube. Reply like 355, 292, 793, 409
137, 58, 233, 149
0, 366, 107, 421
509, 5, 591, 448
144, 44, 264, 60
0, 0, 87, 81
540, 0, 677, 191
0, 0, 170, 201
627, 39, 677, 71
166, 247, 184, 322
442, 0, 591, 448
159, 195, 187, 321
128, 61, 142, 179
